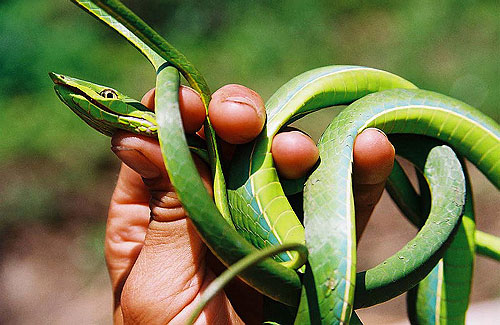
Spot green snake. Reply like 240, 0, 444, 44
50, 1, 500, 323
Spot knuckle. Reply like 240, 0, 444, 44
149, 191, 187, 222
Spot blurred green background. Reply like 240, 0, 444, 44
0, 0, 498, 323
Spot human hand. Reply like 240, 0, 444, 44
105, 85, 394, 324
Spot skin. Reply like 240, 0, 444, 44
143, 87, 207, 133
208, 84, 266, 144
105, 85, 395, 324
271, 130, 320, 179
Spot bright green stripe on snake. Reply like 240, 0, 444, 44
408, 210, 475, 324
368, 107, 499, 187
355, 90, 499, 305
228, 66, 417, 269
389, 136, 476, 324
417, 160, 475, 325
296, 88, 498, 323
265, 66, 416, 135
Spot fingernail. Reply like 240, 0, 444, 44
224, 96, 257, 109
111, 146, 161, 178
366, 127, 388, 138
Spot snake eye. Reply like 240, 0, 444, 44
100, 89, 118, 99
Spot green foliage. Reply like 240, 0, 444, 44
0, 0, 498, 229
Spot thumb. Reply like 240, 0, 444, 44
111, 132, 239, 324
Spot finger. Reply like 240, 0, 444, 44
141, 86, 206, 133
111, 130, 215, 222
208, 84, 266, 144
271, 130, 319, 179
110, 131, 195, 322
196, 126, 237, 164
105, 132, 166, 315
141, 87, 156, 110
352, 128, 395, 241
106, 163, 150, 319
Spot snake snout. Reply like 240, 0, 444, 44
48, 72, 66, 85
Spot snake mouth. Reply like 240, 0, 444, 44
49, 72, 122, 117
49, 72, 67, 86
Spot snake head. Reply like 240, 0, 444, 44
49, 72, 157, 137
